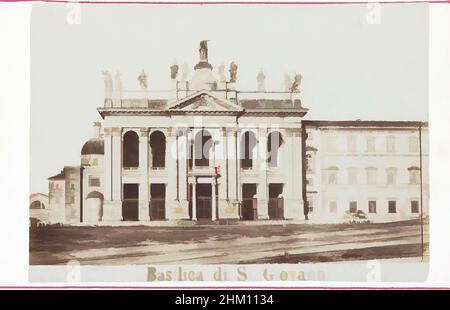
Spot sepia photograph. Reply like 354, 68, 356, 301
4, 0, 450, 291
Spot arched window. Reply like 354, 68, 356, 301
241, 131, 257, 169
123, 131, 139, 168
194, 130, 212, 167
150, 131, 166, 168
267, 131, 283, 168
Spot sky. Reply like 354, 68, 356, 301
30, 3, 429, 193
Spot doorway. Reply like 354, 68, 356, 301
196, 183, 212, 219
268, 183, 284, 220
150, 184, 165, 220
122, 184, 139, 221
242, 184, 257, 220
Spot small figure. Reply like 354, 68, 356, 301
137, 69, 148, 90
284, 74, 292, 91
218, 64, 226, 82
290, 74, 303, 92
181, 62, 189, 81
257, 71, 266, 91
199, 40, 209, 62
170, 62, 179, 80
102, 70, 113, 98
115, 71, 123, 94
229, 61, 238, 83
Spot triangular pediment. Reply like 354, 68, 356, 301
167, 91, 243, 112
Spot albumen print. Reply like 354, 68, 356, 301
28, 2, 429, 282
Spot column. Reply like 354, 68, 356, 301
165, 127, 178, 219
212, 177, 217, 220
217, 127, 228, 218
283, 128, 303, 220
103, 128, 112, 201
138, 128, 150, 221
256, 127, 269, 219
112, 128, 122, 201
192, 178, 197, 221
102, 127, 123, 222
226, 127, 239, 218
177, 128, 189, 217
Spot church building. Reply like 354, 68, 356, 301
44, 41, 428, 225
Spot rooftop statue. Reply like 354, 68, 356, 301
229, 61, 238, 83
170, 63, 179, 80
218, 64, 226, 83
257, 71, 266, 91
115, 71, 123, 93
181, 63, 189, 81
199, 40, 209, 62
102, 70, 113, 98
137, 69, 148, 90
284, 74, 292, 91
290, 74, 303, 92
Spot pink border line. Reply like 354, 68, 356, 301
1, 0, 447, 290
0, 286, 449, 290
1, 0, 450, 5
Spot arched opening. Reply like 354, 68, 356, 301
84, 191, 104, 223
122, 183, 139, 221
268, 183, 284, 220
150, 131, 166, 169
30, 201, 44, 209
194, 130, 212, 167
267, 131, 283, 168
241, 131, 257, 169
123, 131, 139, 168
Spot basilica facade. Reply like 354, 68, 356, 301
43, 42, 428, 225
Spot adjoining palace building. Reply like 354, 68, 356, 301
44, 42, 429, 225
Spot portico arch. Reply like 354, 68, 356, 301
267, 131, 283, 168
150, 130, 166, 168
85, 191, 104, 223
123, 130, 139, 168
241, 131, 257, 169
194, 130, 213, 167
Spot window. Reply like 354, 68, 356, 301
387, 168, 397, 185
409, 168, 420, 185
81, 158, 89, 166
366, 136, 376, 152
386, 136, 396, 153
368, 201, 377, 213
388, 200, 397, 213
349, 201, 357, 213
328, 170, 338, 185
327, 136, 337, 152
411, 201, 419, 213
347, 136, 357, 153
308, 199, 314, 213
306, 154, 314, 173
92, 158, 98, 166
329, 201, 337, 213
67, 196, 75, 204
70, 183, 75, 190
409, 136, 419, 153
347, 168, 357, 185
366, 167, 377, 185
89, 176, 101, 187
